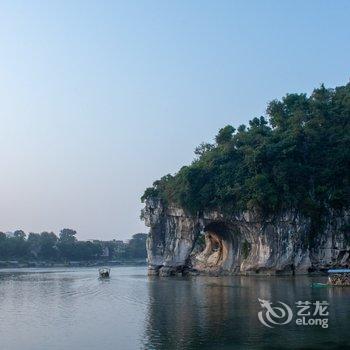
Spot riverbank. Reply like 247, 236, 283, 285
0, 259, 147, 268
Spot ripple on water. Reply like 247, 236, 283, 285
2, 267, 349, 350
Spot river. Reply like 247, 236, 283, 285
0, 267, 349, 349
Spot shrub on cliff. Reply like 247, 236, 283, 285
142, 82, 350, 219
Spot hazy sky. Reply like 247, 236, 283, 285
0, 1, 349, 240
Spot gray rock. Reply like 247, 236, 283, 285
142, 199, 350, 276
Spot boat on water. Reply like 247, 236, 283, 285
311, 269, 350, 288
311, 282, 329, 288
327, 269, 350, 286
99, 267, 111, 278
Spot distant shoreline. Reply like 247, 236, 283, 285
0, 260, 147, 269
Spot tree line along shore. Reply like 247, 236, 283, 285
0, 229, 147, 267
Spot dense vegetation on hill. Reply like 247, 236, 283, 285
0, 229, 147, 262
142, 83, 350, 225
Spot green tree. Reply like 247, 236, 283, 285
125, 233, 147, 259
194, 142, 214, 157
215, 125, 235, 145
39, 232, 58, 260
59, 229, 77, 244
142, 82, 350, 230
27, 233, 41, 258
13, 230, 26, 240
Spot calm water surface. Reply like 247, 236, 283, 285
0, 267, 349, 350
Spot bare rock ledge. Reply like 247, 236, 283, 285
142, 198, 350, 276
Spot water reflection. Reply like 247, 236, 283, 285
0, 268, 349, 350
144, 275, 350, 350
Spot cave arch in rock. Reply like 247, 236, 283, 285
197, 221, 232, 268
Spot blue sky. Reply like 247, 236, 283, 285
0, 0, 349, 240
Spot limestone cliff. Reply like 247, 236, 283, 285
142, 198, 350, 276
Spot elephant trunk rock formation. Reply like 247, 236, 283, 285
142, 198, 350, 276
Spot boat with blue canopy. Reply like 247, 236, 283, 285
327, 269, 350, 286
312, 269, 350, 288
328, 269, 350, 273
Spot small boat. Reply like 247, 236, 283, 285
311, 282, 329, 288
99, 267, 111, 278
327, 269, 350, 286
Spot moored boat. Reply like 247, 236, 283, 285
311, 282, 329, 288
327, 269, 350, 286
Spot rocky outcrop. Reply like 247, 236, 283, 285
142, 198, 350, 276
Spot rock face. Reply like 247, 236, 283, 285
142, 198, 350, 276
